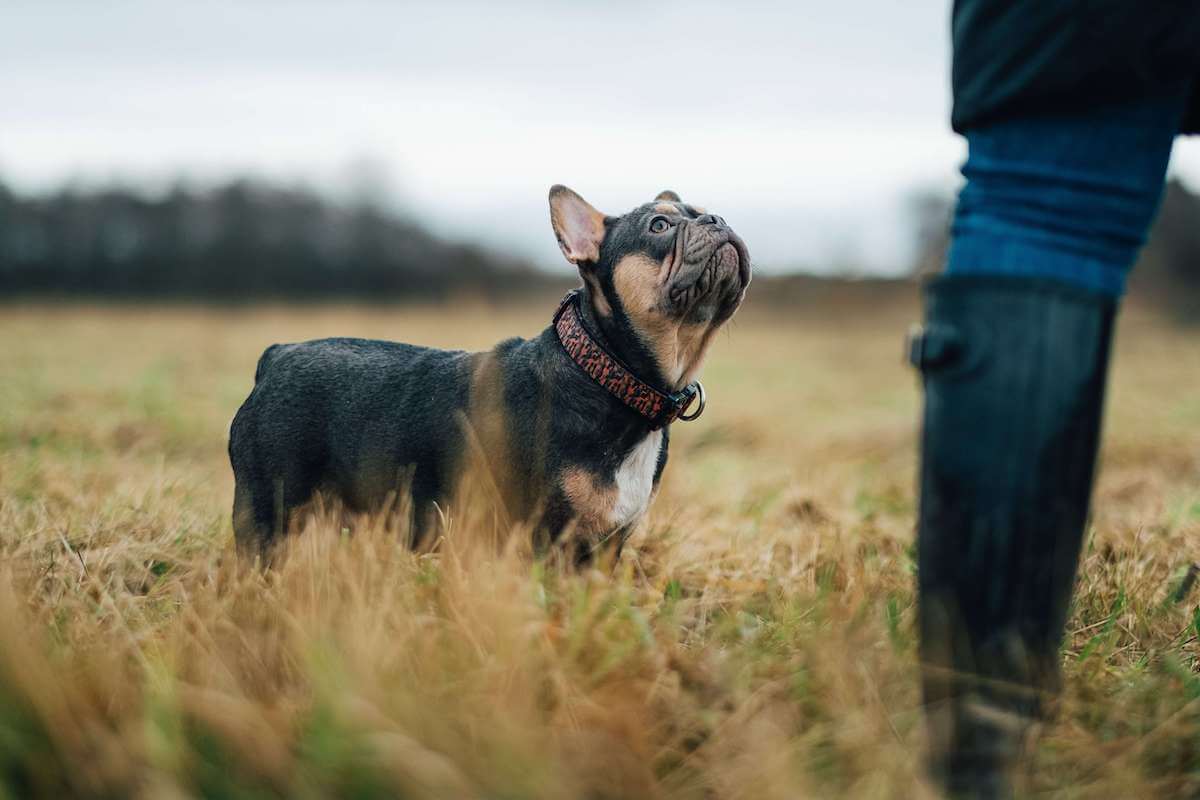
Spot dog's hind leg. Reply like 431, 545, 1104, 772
230, 404, 325, 560
232, 478, 277, 560
234, 469, 326, 561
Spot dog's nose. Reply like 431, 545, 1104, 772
698, 214, 726, 227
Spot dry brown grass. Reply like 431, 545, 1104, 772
1, 291, 1198, 798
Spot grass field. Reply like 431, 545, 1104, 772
2, 289, 1199, 798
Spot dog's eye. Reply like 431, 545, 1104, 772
649, 216, 670, 234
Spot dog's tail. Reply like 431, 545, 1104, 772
254, 344, 285, 384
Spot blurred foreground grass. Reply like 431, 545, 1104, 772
1, 289, 1199, 798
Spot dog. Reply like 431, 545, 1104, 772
228, 186, 750, 564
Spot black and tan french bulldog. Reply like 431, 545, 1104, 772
228, 186, 750, 564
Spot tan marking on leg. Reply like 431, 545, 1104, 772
561, 467, 616, 536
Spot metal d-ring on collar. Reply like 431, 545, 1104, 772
676, 380, 705, 422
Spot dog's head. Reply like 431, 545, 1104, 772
549, 185, 751, 391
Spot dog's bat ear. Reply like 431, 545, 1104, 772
549, 185, 607, 266
655, 190, 681, 203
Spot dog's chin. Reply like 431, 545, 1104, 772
665, 243, 749, 324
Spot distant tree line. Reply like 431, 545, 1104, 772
0, 177, 543, 300
907, 178, 1200, 319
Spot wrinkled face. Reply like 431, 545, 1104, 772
549, 186, 751, 390
604, 194, 751, 328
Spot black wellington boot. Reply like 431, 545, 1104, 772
908, 275, 1117, 798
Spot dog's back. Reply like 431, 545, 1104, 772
253, 342, 286, 384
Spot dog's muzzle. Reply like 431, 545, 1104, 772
666, 218, 751, 319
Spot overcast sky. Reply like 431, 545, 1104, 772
4, 1, 1200, 274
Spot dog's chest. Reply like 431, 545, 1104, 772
559, 429, 664, 534
609, 430, 663, 528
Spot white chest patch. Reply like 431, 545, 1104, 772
609, 430, 663, 528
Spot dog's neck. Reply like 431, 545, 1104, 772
576, 288, 671, 390
550, 291, 700, 431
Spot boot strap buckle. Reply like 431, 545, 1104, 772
906, 324, 962, 370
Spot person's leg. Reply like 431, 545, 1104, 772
947, 88, 1191, 295
911, 82, 1193, 798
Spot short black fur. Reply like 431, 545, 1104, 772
228, 188, 748, 564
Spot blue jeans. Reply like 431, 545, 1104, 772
947, 83, 1195, 296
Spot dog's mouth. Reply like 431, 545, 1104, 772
663, 224, 751, 323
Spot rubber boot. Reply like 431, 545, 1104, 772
908, 275, 1117, 798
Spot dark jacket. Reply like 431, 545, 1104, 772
952, 0, 1200, 134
